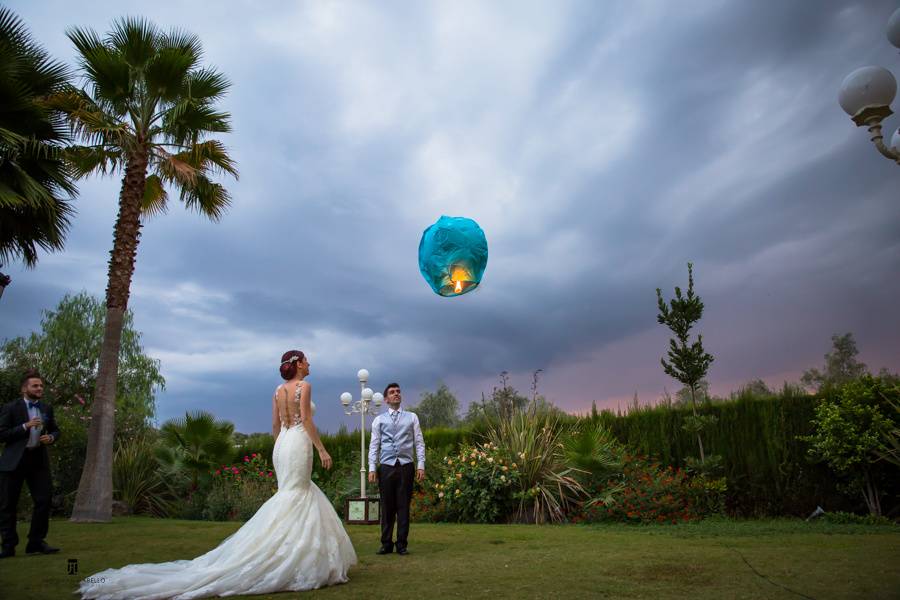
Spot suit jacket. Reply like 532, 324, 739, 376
0, 398, 60, 472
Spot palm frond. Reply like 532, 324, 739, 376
65, 144, 123, 178
162, 101, 231, 144
107, 16, 158, 69
47, 88, 131, 146
174, 139, 238, 178
144, 46, 195, 103
160, 28, 203, 63
183, 67, 230, 102
179, 174, 231, 221
0, 172, 72, 267
67, 27, 131, 109
155, 147, 199, 187
0, 126, 27, 148
141, 173, 168, 217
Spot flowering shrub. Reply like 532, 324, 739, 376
213, 453, 276, 484
204, 453, 277, 521
203, 478, 276, 521
434, 442, 517, 523
573, 454, 725, 524
409, 489, 447, 522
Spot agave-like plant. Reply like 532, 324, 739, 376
113, 432, 175, 517
486, 408, 584, 524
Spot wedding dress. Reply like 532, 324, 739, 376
79, 384, 357, 599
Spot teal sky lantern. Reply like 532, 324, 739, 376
418, 215, 488, 297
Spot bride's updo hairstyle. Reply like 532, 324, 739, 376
279, 350, 306, 380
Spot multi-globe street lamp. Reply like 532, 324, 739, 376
838, 8, 900, 164
339, 368, 382, 524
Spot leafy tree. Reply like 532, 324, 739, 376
738, 378, 772, 397
801, 333, 868, 392
155, 411, 235, 494
656, 262, 716, 464
0, 291, 164, 436
50, 18, 238, 522
464, 372, 531, 424
409, 383, 460, 429
0, 7, 76, 269
801, 375, 899, 516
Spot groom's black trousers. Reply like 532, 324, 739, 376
378, 461, 414, 550
0, 448, 52, 549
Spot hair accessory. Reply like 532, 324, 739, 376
280, 355, 301, 366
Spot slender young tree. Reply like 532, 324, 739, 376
0, 7, 75, 271
52, 18, 238, 522
656, 262, 714, 462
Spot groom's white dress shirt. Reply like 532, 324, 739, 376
368, 408, 425, 471
23, 397, 41, 448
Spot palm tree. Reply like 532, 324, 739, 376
0, 7, 75, 271
51, 18, 238, 522
154, 411, 235, 493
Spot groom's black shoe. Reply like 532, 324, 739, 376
397, 547, 408, 555
376, 546, 393, 555
0, 547, 14, 559
25, 542, 59, 555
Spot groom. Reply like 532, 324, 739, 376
368, 382, 425, 555
0, 370, 61, 558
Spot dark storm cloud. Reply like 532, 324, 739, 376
3, 0, 898, 433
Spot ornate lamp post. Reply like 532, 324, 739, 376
339, 368, 382, 524
838, 8, 900, 164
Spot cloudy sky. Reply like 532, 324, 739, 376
2, 0, 899, 434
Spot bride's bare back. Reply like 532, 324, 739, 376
273, 381, 306, 434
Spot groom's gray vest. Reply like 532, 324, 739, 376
368, 409, 422, 469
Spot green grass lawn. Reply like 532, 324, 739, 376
0, 517, 897, 599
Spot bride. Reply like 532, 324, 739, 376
79, 350, 357, 599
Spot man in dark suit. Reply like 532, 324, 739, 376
0, 370, 61, 558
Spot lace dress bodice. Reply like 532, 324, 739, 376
275, 382, 315, 429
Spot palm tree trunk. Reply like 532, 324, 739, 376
70, 150, 147, 522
